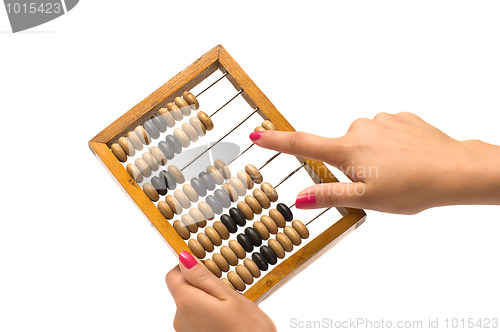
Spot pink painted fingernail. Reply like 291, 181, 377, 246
179, 251, 197, 269
295, 194, 316, 209
249, 131, 264, 141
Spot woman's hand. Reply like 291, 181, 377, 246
166, 251, 277, 332
250, 112, 500, 214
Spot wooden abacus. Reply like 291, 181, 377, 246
89, 45, 366, 304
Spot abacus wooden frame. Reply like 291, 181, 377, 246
89, 45, 366, 304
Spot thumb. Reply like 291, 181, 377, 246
178, 251, 232, 299
295, 183, 368, 209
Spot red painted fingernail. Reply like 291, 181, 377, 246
295, 194, 316, 209
249, 131, 264, 141
179, 251, 197, 269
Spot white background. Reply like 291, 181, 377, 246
1, 1, 499, 331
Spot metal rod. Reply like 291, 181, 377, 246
209, 90, 243, 118
228, 143, 254, 166
258, 152, 281, 171
273, 163, 306, 189
195, 72, 228, 98
305, 208, 331, 226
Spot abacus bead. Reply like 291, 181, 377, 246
219, 166, 231, 180
253, 221, 270, 240
158, 201, 174, 220
111, 143, 127, 162
228, 271, 246, 291
260, 215, 278, 234
181, 214, 198, 233
165, 135, 182, 154
268, 238, 285, 259
189, 208, 206, 227
292, 220, 310, 239
236, 265, 254, 285
127, 131, 143, 151
205, 227, 222, 246
253, 189, 271, 209
244, 258, 261, 278
182, 184, 199, 202
175, 96, 191, 116
152, 114, 167, 133
174, 190, 191, 209
284, 226, 302, 246
262, 120, 277, 130
214, 189, 231, 209
198, 201, 214, 220
182, 122, 198, 142
213, 253, 230, 272
151, 176, 167, 196
205, 259, 222, 278
166, 195, 182, 214
135, 158, 151, 177
166, 102, 183, 121
221, 246, 238, 266
142, 152, 159, 171
277, 203, 293, 222
269, 209, 286, 228
197, 111, 214, 131
199, 172, 216, 191
183, 91, 199, 110
135, 125, 152, 145
237, 201, 254, 220
118, 137, 135, 156
143, 119, 160, 139
206, 166, 224, 185
127, 163, 143, 182
143, 183, 159, 202
254, 126, 266, 132
158, 108, 175, 128
198, 233, 214, 252
245, 195, 262, 214
229, 239, 246, 259
244, 164, 263, 184
173, 128, 190, 148
188, 239, 205, 258
251, 252, 269, 271
173, 220, 190, 239
160, 170, 176, 190
222, 183, 238, 202
229, 177, 246, 196
260, 182, 278, 202
190, 178, 207, 197
213, 159, 226, 172
276, 232, 293, 252
229, 208, 246, 227
221, 278, 234, 290
189, 117, 205, 136
213, 220, 230, 240
245, 227, 262, 247
237, 171, 254, 190
168, 165, 185, 184
158, 141, 175, 160
237, 233, 253, 252
260, 245, 278, 265
221, 214, 237, 233
150, 146, 167, 166
206, 195, 223, 215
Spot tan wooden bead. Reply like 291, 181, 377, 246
269, 208, 286, 228
244, 258, 261, 278
135, 158, 151, 177
197, 111, 214, 131
260, 215, 278, 234
188, 239, 206, 258
204, 259, 221, 278
189, 208, 206, 227
172, 219, 190, 240
206, 166, 224, 185
245, 195, 262, 214
253, 221, 270, 240
168, 165, 185, 184
173, 128, 190, 148
142, 152, 159, 172
198, 201, 214, 220
254, 126, 266, 132
110, 143, 127, 162
237, 170, 254, 189
183, 184, 199, 202
268, 238, 285, 259
143, 183, 159, 202
213, 221, 229, 240
181, 214, 198, 233
229, 177, 246, 196
175, 96, 191, 116
150, 146, 167, 166
229, 240, 246, 259
118, 137, 135, 156
205, 227, 222, 246
237, 201, 254, 220
236, 264, 254, 285
182, 122, 198, 142
276, 232, 293, 252
292, 220, 310, 239
174, 189, 191, 209
134, 125, 152, 145
260, 182, 278, 202
166, 102, 183, 121
158, 107, 176, 128
126, 163, 143, 183
127, 131, 143, 151
220, 246, 238, 266
228, 271, 246, 291
165, 195, 182, 214
214, 159, 229, 176
221, 278, 235, 290
253, 189, 271, 209
158, 201, 174, 220
284, 225, 302, 246
213, 253, 230, 272
222, 183, 239, 202
182, 91, 199, 110
189, 117, 205, 136
197, 233, 214, 252
262, 120, 277, 131
245, 164, 263, 184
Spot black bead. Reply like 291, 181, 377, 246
158, 141, 174, 160
245, 228, 262, 247
160, 170, 176, 190
252, 252, 269, 271
229, 208, 246, 227
165, 135, 182, 154
206, 195, 223, 215
237, 233, 254, 252
151, 114, 167, 133
214, 189, 231, 208
277, 203, 293, 222
221, 214, 237, 233
191, 178, 207, 197
199, 172, 216, 191
151, 176, 167, 196
143, 119, 160, 139
260, 245, 278, 265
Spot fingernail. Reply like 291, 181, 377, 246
295, 194, 316, 209
249, 131, 264, 141
179, 251, 197, 269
